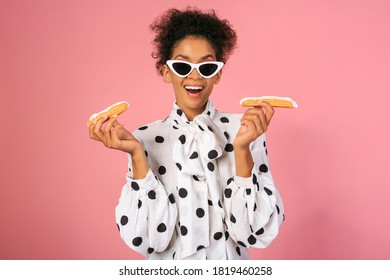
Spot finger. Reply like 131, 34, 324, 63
244, 108, 268, 133
256, 108, 268, 132
242, 114, 263, 135
259, 101, 275, 125
102, 115, 118, 147
111, 124, 125, 148
112, 118, 125, 130
93, 115, 109, 142
89, 123, 100, 141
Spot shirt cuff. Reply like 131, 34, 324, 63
234, 164, 258, 189
128, 169, 158, 190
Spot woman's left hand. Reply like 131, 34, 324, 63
233, 101, 274, 149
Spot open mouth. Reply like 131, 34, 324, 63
184, 86, 204, 94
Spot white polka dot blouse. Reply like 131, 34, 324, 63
116, 100, 284, 260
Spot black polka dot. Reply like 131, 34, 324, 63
214, 232, 223, 240
259, 164, 269, 173
196, 208, 205, 218
253, 203, 257, 212
207, 162, 215, 172
252, 174, 258, 185
180, 225, 188, 236
236, 246, 241, 256
145, 150, 148, 157
179, 134, 186, 144
193, 175, 199, 181
220, 117, 229, 123
177, 109, 183, 116
176, 163, 182, 171
283, 214, 286, 221
224, 188, 232, 198
173, 252, 176, 259
264, 187, 273, 195
131, 181, 139, 191
148, 247, 154, 254
139, 126, 148, 130
238, 241, 247, 247
173, 125, 178, 129
157, 223, 167, 233
158, 166, 166, 175
168, 193, 175, 204
218, 200, 223, 208
230, 214, 236, 223
207, 125, 214, 132
116, 223, 120, 231
178, 188, 188, 198
148, 190, 156, 199
120, 215, 128, 226
227, 177, 234, 185
248, 235, 257, 245
207, 111, 211, 116
256, 228, 264, 235
155, 136, 165, 143
190, 152, 198, 159
225, 231, 230, 240
276, 204, 280, 214
197, 245, 205, 251
132, 237, 142, 247
263, 141, 266, 147
246, 188, 252, 195
138, 199, 142, 209
208, 199, 213, 206
208, 150, 218, 159
198, 125, 204, 131
225, 143, 234, 152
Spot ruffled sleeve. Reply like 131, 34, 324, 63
115, 156, 178, 257
223, 134, 284, 248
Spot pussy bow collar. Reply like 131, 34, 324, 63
168, 100, 228, 257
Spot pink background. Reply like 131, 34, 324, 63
1, 0, 390, 259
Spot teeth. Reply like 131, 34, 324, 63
185, 86, 203, 90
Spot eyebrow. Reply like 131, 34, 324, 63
174, 54, 216, 60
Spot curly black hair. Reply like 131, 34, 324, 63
150, 7, 238, 76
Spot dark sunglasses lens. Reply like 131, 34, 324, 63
199, 63, 218, 77
172, 62, 192, 76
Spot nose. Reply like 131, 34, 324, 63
187, 68, 203, 79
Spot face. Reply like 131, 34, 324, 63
163, 36, 222, 121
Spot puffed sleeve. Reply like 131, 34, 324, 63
115, 154, 178, 257
223, 134, 284, 248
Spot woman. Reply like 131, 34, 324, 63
89, 7, 284, 260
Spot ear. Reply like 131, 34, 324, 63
214, 69, 222, 85
162, 64, 172, 83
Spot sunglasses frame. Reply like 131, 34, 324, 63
166, 60, 224, 79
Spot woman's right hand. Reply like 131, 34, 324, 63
89, 115, 142, 155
